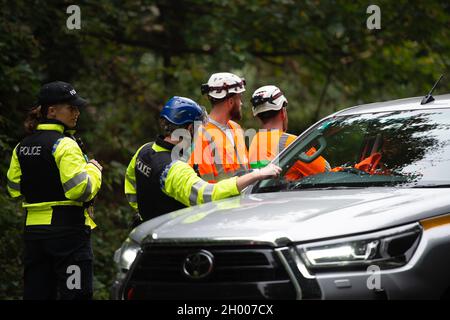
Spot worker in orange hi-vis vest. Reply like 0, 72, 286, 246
248, 85, 330, 181
188, 72, 250, 183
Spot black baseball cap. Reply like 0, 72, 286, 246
37, 81, 88, 108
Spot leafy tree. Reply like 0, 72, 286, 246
1, 0, 449, 299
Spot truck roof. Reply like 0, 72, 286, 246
334, 94, 450, 116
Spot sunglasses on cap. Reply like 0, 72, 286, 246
251, 90, 284, 107
201, 79, 246, 95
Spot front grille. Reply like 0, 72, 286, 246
124, 245, 297, 300
133, 247, 287, 282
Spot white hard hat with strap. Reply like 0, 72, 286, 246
201, 72, 246, 100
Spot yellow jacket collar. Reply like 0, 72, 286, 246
36, 120, 76, 135
36, 123, 65, 133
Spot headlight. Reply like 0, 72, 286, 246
114, 238, 141, 272
296, 223, 422, 272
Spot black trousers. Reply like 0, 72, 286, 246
23, 229, 93, 300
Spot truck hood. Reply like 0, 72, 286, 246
130, 187, 450, 246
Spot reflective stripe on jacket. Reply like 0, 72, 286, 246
124, 143, 148, 211
188, 118, 249, 183
6, 121, 101, 228
160, 160, 240, 207
124, 136, 185, 221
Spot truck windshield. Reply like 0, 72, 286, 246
253, 108, 450, 193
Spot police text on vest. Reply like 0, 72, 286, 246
136, 158, 152, 177
19, 146, 42, 156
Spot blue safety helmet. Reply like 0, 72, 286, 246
160, 96, 206, 125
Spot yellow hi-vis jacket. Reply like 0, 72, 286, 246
125, 137, 240, 221
6, 122, 101, 229
161, 160, 240, 207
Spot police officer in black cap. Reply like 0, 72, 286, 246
6, 81, 103, 299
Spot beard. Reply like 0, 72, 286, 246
230, 103, 242, 121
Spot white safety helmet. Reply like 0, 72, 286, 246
201, 72, 246, 100
251, 85, 288, 117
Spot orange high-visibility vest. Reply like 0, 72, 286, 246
332, 152, 389, 175
249, 130, 328, 180
286, 147, 328, 181
188, 118, 249, 183
355, 152, 381, 173
249, 130, 296, 168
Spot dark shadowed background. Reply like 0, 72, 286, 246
1, 0, 449, 299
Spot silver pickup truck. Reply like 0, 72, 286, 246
112, 94, 450, 300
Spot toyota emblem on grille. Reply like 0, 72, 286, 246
183, 250, 214, 279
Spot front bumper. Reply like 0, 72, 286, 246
111, 223, 450, 300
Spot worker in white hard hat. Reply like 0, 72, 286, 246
249, 85, 329, 180
188, 72, 250, 183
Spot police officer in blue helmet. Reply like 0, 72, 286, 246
124, 96, 281, 227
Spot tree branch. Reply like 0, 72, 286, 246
313, 69, 333, 122
84, 31, 216, 55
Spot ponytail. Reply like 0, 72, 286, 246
24, 105, 48, 134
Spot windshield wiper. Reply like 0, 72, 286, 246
335, 167, 370, 176
292, 186, 364, 191
253, 181, 290, 193
288, 182, 367, 191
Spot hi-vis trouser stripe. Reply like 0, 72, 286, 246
62, 171, 92, 202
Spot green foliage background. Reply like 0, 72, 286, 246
1, 0, 449, 299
